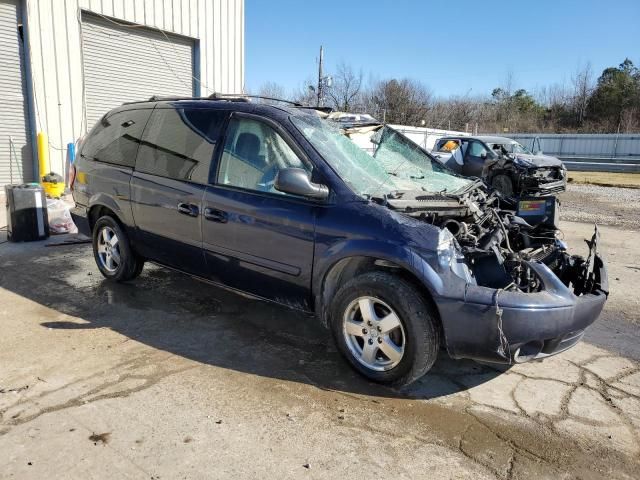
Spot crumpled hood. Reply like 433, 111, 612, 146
512, 153, 563, 168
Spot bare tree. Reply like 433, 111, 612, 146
366, 78, 432, 125
325, 62, 363, 112
571, 62, 594, 126
279, 57, 640, 133
290, 77, 318, 106
257, 81, 287, 101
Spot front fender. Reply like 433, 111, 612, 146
312, 238, 443, 317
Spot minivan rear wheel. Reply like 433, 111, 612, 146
329, 271, 440, 386
92, 216, 143, 282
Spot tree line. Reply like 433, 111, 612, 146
257, 58, 640, 134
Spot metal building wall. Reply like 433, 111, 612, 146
0, 0, 32, 184
24, 0, 244, 179
508, 133, 640, 172
81, 12, 195, 127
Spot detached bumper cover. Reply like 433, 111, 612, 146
437, 256, 608, 364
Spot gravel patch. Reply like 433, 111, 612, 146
559, 184, 640, 229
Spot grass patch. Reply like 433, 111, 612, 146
568, 171, 640, 189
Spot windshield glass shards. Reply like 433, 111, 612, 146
372, 128, 471, 194
291, 115, 402, 196
291, 115, 471, 198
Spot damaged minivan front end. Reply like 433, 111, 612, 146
381, 184, 608, 364
293, 115, 608, 367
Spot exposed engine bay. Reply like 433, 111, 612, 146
379, 183, 606, 296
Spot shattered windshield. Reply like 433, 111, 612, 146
290, 115, 471, 197
372, 128, 471, 193
491, 141, 532, 155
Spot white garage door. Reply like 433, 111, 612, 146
81, 13, 195, 128
0, 0, 33, 184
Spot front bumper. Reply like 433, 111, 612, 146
436, 256, 608, 364
523, 178, 566, 196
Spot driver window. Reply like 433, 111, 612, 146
468, 141, 488, 158
217, 117, 311, 194
437, 139, 460, 153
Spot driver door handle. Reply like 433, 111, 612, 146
204, 207, 228, 223
177, 202, 199, 217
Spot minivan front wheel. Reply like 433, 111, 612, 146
92, 216, 143, 282
330, 271, 440, 386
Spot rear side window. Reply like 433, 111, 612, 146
81, 109, 151, 167
135, 107, 227, 184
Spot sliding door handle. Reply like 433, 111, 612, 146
204, 207, 228, 223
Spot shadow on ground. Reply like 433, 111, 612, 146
0, 241, 506, 400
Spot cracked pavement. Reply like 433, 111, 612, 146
0, 220, 639, 479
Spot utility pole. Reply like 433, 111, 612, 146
317, 45, 324, 107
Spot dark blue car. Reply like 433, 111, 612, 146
71, 97, 608, 386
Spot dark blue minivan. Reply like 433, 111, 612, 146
71, 97, 608, 386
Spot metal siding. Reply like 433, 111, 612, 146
22, 0, 244, 177
509, 134, 640, 157
81, 12, 194, 127
0, 0, 33, 184
507, 133, 640, 172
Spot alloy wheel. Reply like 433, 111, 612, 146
96, 226, 121, 273
342, 296, 406, 372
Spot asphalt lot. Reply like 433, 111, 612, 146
1, 192, 639, 479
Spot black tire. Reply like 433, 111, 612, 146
329, 271, 440, 386
92, 215, 143, 282
492, 174, 514, 196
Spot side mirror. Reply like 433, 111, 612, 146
275, 168, 329, 200
480, 152, 488, 160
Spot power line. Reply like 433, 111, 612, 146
88, 11, 215, 94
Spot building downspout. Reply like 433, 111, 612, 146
20, 0, 40, 182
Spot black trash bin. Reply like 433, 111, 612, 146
4, 184, 49, 242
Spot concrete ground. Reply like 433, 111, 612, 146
1, 205, 639, 478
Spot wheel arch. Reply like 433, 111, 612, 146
89, 204, 118, 229
314, 254, 444, 341
87, 193, 128, 232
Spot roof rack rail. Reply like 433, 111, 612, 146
208, 93, 303, 107
122, 94, 311, 108
147, 95, 200, 102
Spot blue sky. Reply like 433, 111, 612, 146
245, 0, 640, 99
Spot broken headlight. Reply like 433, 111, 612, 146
436, 228, 475, 283
437, 228, 456, 269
